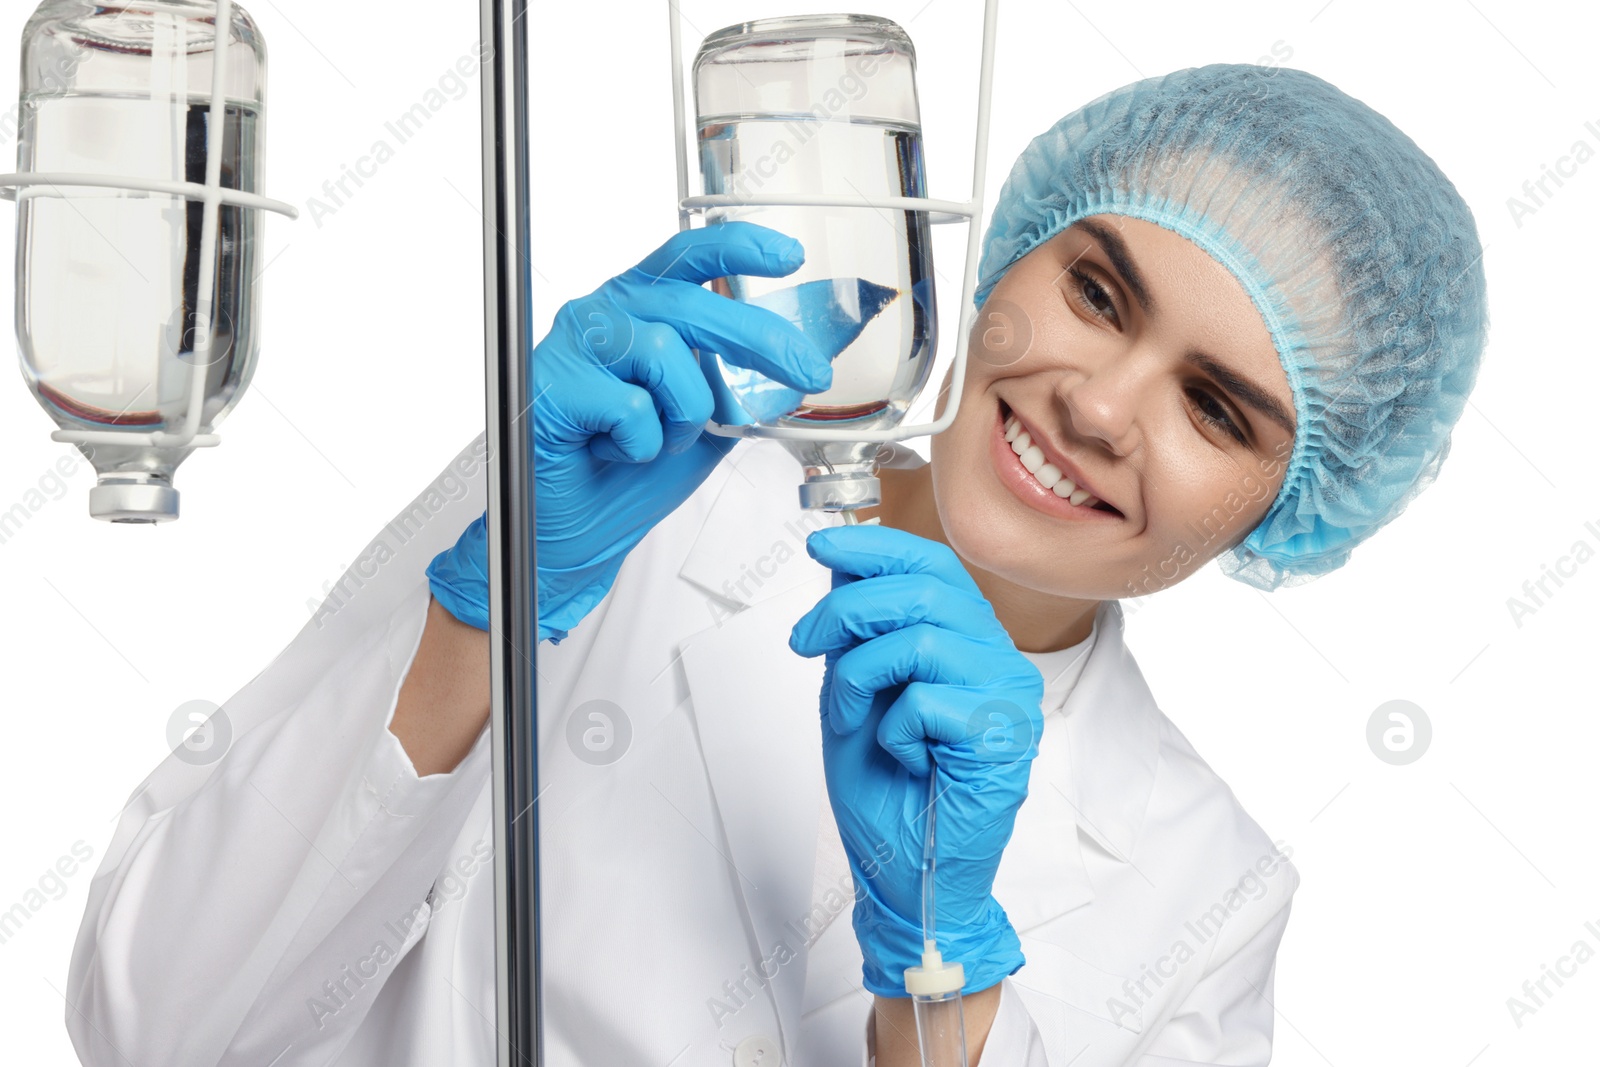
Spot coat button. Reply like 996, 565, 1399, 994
733, 1033, 781, 1066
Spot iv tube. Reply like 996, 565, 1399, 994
904, 769, 970, 1067
842, 503, 966, 1066
922, 773, 937, 946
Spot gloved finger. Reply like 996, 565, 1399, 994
876, 681, 1042, 777
537, 343, 666, 464
696, 344, 758, 428
789, 572, 996, 658
824, 623, 1026, 737
630, 221, 806, 286
602, 319, 715, 455
802, 524, 987, 601
624, 276, 833, 395
873, 680, 942, 777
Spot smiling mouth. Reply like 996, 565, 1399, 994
998, 399, 1123, 516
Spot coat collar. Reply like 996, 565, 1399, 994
674, 440, 1161, 1032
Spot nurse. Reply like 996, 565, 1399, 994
67, 64, 1488, 1066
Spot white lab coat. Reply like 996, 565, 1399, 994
65, 432, 1299, 1067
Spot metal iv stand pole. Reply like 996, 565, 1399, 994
481, 0, 540, 1062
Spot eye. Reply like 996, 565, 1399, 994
1065, 267, 1119, 325
1187, 386, 1248, 445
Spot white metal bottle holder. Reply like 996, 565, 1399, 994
668, 0, 999, 447
0, 0, 297, 454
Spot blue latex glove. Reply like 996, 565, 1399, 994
426, 222, 834, 643
788, 524, 1047, 997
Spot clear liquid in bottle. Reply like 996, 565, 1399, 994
697, 113, 937, 432
15, 90, 263, 521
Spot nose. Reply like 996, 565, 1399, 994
1053, 343, 1154, 457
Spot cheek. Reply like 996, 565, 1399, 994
928, 462, 1030, 591
1147, 445, 1280, 552
926, 410, 1008, 564
1215, 451, 1285, 531
1232, 464, 1279, 515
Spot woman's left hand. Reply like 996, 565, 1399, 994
788, 523, 1047, 997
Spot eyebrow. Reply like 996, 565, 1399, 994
1073, 218, 1297, 439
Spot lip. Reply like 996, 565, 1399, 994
991, 401, 1122, 522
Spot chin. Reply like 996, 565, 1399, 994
929, 410, 1101, 593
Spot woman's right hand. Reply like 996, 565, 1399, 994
427, 222, 833, 643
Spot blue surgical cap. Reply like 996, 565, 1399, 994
974, 63, 1490, 590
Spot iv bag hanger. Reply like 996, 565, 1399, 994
0, 0, 298, 453
667, 0, 998, 445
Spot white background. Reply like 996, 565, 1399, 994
1, 0, 1595, 1063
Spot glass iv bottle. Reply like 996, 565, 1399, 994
13, 0, 270, 522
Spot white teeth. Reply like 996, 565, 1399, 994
1004, 413, 1105, 510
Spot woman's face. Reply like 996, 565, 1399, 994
928, 214, 1297, 599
